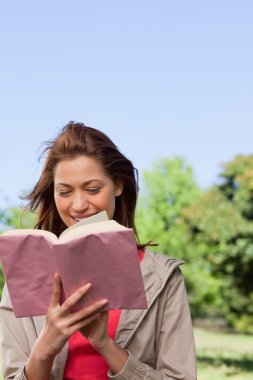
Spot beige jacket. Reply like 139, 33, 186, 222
0, 250, 196, 380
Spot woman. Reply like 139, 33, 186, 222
0, 122, 196, 380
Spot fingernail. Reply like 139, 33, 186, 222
83, 283, 91, 290
100, 299, 108, 305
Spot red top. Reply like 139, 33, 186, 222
63, 250, 144, 380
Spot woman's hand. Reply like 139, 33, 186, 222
25, 273, 128, 380
25, 273, 108, 379
79, 309, 109, 350
36, 273, 108, 361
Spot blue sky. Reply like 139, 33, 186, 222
1, 1, 252, 208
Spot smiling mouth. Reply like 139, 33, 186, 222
71, 214, 96, 223
72, 217, 83, 223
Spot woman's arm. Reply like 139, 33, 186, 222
107, 269, 197, 380
79, 310, 129, 374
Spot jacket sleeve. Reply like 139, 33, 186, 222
108, 269, 197, 380
0, 284, 30, 380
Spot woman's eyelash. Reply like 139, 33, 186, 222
57, 188, 100, 196
87, 188, 100, 193
58, 191, 71, 196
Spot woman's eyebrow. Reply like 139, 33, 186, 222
55, 179, 104, 188
55, 183, 72, 189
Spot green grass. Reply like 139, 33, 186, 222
0, 328, 252, 379
195, 328, 253, 379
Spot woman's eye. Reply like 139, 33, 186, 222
58, 191, 71, 197
87, 188, 100, 194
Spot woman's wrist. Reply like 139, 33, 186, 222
24, 340, 55, 380
34, 331, 57, 362
93, 336, 113, 354
96, 338, 129, 375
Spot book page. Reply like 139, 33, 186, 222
58, 220, 128, 244
1, 229, 58, 244
59, 211, 109, 237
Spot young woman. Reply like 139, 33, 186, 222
0, 122, 196, 380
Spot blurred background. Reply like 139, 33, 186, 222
1, 1, 253, 378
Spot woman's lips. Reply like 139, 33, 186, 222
71, 213, 96, 222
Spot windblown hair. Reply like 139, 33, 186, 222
26, 121, 141, 243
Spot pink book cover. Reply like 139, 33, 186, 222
0, 229, 147, 317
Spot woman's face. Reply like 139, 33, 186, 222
54, 155, 122, 227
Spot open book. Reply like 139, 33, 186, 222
0, 212, 147, 317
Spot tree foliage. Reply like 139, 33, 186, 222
182, 155, 253, 331
0, 207, 36, 231
135, 157, 218, 317
136, 154, 253, 332
136, 156, 201, 249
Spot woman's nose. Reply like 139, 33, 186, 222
72, 193, 88, 212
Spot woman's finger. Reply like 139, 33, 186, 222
48, 272, 62, 308
68, 313, 102, 336
59, 282, 92, 314
67, 298, 108, 326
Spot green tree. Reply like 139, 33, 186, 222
0, 206, 36, 231
136, 156, 201, 251
183, 155, 253, 332
135, 157, 220, 318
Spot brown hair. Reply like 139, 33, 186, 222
26, 121, 144, 246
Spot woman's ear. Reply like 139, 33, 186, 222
115, 182, 123, 197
